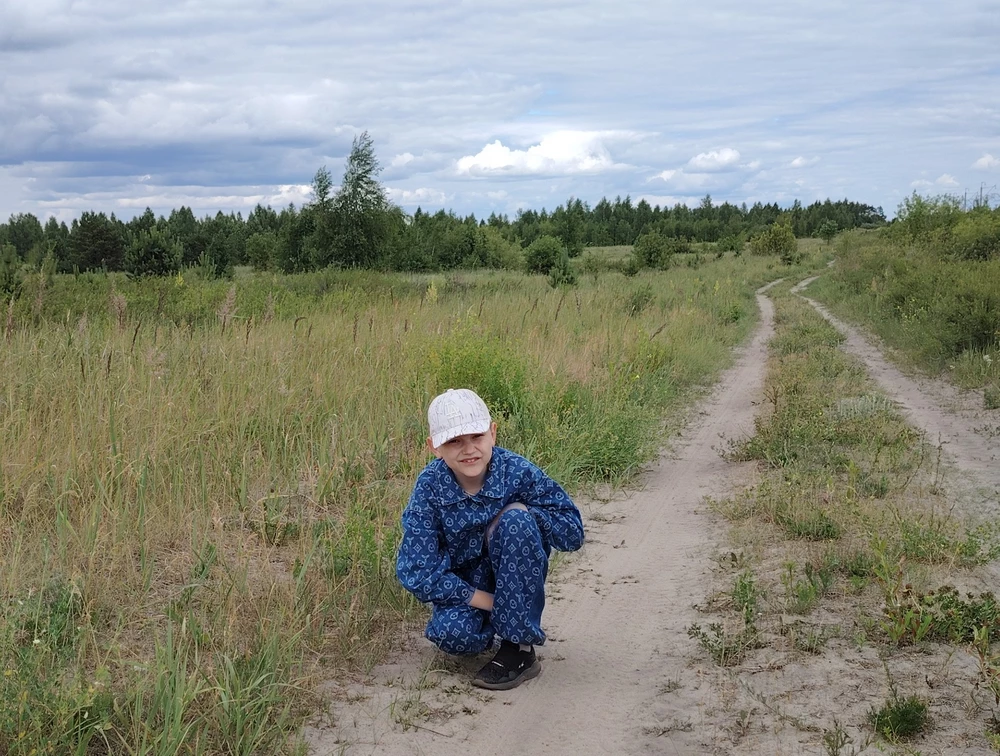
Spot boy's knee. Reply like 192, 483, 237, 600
426, 607, 492, 655
494, 505, 536, 536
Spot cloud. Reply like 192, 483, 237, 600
456, 131, 629, 177
936, 174, 959, 187
789, 156, 820, 168
973, 153, 999, 170
386, 186, 447, 206
686, 148, 741, 172
910, 179, 933, 188
1, 1, 998, 220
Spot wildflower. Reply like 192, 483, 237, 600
985, 354, 993, 365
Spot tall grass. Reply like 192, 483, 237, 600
0, 252, 810, 751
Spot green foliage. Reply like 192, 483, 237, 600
547, 249, 577, 288
986, 383, 1000, 410
946, 209, 1000, 260
633, 230, 671, 269
749, 222, 798, 262
716, 233, 745, 254
882, 586, 1000, 645
246, 230, 280, 271
125, 227, 183, 277
524, 235, 565, 274
687, 570, 761, 666
331, 131, 395, 268
815, 229, 1000, 364
867, 692, 928, 740
818, 220, 839, 244
624, 284, 655, 317
426, 327, 529, 419
1, 242, 23, 296
890, 192, 962, 243
782, 560, 835, 613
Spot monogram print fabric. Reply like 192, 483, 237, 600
397, 447, 584, 652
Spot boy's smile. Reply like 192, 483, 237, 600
427, 423, 498, 495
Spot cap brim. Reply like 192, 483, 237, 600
431, 419, 491, 449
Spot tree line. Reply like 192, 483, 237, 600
0, 133, 886, 287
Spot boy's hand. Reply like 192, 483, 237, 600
469, 589, 494, 612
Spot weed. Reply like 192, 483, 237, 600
867, 692, 928, 740
732, 570, 762, 628
779, 509, 841, 541
973, 625, 1000, 707
822, 719, 853, 755
686, 622, 759, 667
986, 383, 1000, 410
781, 561, 834, 614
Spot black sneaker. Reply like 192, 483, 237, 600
472, 640, 541, 690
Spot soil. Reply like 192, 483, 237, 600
305, 276, 1000, 755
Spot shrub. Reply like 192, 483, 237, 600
524, 235, 565, 274
818, 220, 839, 244
946, 209, 1000, 260
867, 692, 928, 740
716, 234, 745, 254
749, 222, 798, 262
246, 231, 279, 271
547, 249, 577, 288
125, 228, 184, 278
633, 231, 670, 269
1, 242, 23, 296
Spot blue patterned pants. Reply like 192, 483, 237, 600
426, 508, 548, 654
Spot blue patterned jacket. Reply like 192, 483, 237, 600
396, 447, 584, 607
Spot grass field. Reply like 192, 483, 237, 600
0, 246, 826, 752
808, 230, 1000, 398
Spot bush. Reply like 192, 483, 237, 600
547, 249, 577, 287
246, 231, 280, 271
945, 209, 1000, 260
125, 228, 184, 278
749, 222, 798, 263
1, 242, 23, 296
817, 220, 839, 244
633, 231, 670, 269
524, 235, 565, 274
716, 234, 745, 254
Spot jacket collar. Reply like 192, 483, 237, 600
436, 447, 508, 504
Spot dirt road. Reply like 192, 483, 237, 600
307, 276, 1000, 755
306, 287, 778, 755
794, 277, 1000, 503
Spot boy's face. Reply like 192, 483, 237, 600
427, 423, 497, 493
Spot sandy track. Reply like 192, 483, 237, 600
794, 278, 1000, 508
306, 289, 778, 756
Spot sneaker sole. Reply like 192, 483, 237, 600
471, 660, 541, 691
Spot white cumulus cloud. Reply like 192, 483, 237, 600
686, 148, 741, 172
790, 156, 820, 168
973, 154, 999, 170
936, 174, 959, 187
390, 152, 414, 168
387, 186, 447, 206
456, 131, 626, 176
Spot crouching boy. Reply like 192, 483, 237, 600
396, 388, 585, 690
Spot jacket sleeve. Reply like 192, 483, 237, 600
519, 461, 585, 553
396, 476, 476, 607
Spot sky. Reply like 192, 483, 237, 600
2, 0, 999, 223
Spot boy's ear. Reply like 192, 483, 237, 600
489, 422, 497, 442
426, 436, 442, 458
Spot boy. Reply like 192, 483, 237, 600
396, 388, 585, 690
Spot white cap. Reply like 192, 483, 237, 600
428, 389, 492, 448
